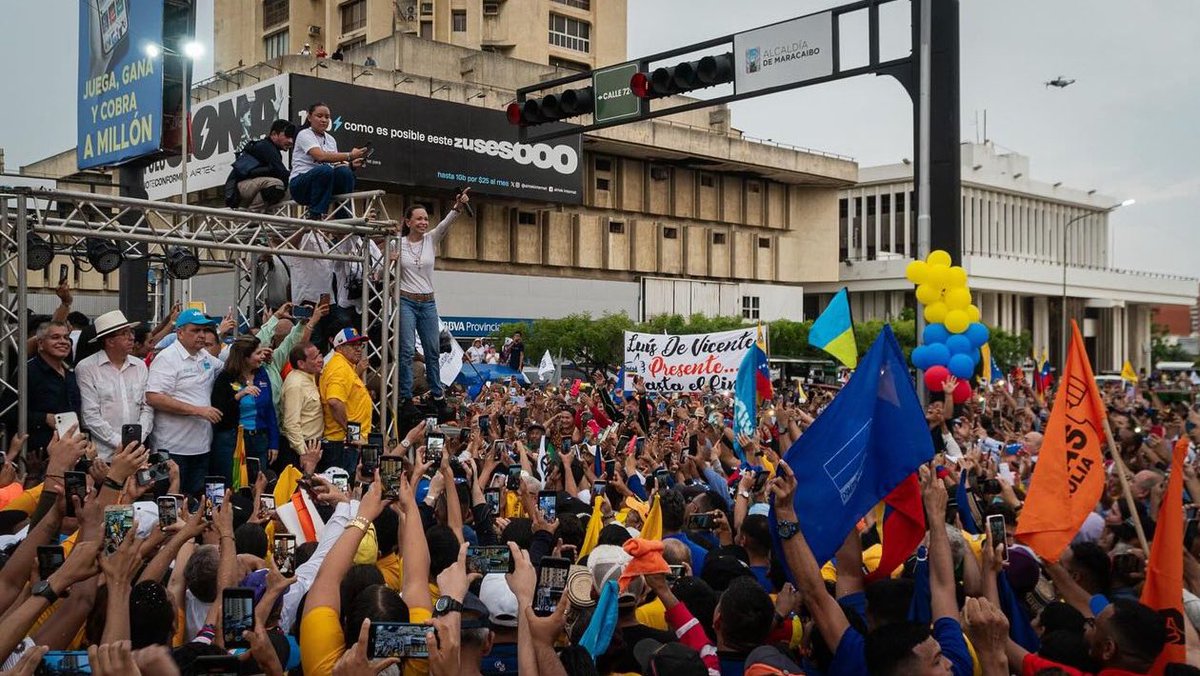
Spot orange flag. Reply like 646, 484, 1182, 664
1015, 321, 1106, 562
1140, 436, 1188, 669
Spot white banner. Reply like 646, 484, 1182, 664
623, 328, 757, 393
733, 11, 833, 95
144, 74, 290, 200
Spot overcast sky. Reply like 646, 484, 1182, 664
3, 0, 1196, 277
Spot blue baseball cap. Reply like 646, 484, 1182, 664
176, 308, 218, 328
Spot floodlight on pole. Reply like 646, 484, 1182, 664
1060, 198, 1135, 364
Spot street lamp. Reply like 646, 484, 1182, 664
1060, 198, 1135, 363
144, 40, 204, 208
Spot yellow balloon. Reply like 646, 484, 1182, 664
927, 250, 952, 267
966, 305, 981, 323
905, 260, 929, 285
947, 266, 968, 289
944, 286, 972, 310
945, 309, 970, 334
915, 283, 942, 305
924, 301, 948, 324
927, 264, 952, 290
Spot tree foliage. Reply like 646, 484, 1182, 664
988, 328, 1032, 371
1151, 323, 1195, 366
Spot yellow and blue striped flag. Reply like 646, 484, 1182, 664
809, 287, 857, 368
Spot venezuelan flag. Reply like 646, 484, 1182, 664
733, 333, 773, 464
809, 287, 857, 369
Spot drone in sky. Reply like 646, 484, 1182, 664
1044, 76, 1076, 89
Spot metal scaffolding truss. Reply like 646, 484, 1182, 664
0, 187, 408, 444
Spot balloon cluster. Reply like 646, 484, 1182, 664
906, 250, 989, 404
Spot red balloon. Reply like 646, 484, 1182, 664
923, 365, 950, 392
952, 379, 973, 404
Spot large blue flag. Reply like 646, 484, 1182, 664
772, 324, 934, 565
733, 339, 772, 465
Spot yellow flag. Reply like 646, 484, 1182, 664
1121, 360, 1138, 384
641, 494, 663, 541
577, 496, 604, 563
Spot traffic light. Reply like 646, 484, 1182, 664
631, 52, 735, 99
506, 86, 595, 126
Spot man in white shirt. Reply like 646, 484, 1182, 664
76, 310, 154, 461
330, 235, 383, 333
281, 231, 335, 348
467, 338, 487, 364
146, 309, 225, 496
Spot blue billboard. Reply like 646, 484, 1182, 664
77, 0, 165, 169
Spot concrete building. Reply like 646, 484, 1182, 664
215, 0, 627, 74
22, 26, 856, 333
806, 142, 1198, 372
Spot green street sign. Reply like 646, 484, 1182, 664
592, 62, 642, 124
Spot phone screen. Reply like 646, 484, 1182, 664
686, 513, 715, 531
39, 651, 91, 675
98, 0, 129, 54
369, 622, 430, 659
986, 514, 1009, 561
360, 445, 380, 472
484, 487, 501, 513
537, 491, 557, 521
205, 479, 226, 517
103, 505, 134, 555
346, 422, 362, 443
222, 588, 255, 648
37, 545, 65, 580
424, 436, 444, 466
58, 264, 70, 285
246, 457, 260, 486
65, 471, 88, 518
380, 457, 403, 500
292, 304, 314, 320
157, 496, 178, 530
467, 545, 513, 575
274, 534, 297, 576
506, 464, 522, 491
534, 557, 570, 615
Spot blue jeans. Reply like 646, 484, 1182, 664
209, 428, 269, 485
289, 164, 355, 218
400, 297, 444, 400
171, 452, 210, 497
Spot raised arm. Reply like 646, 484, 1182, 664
921, 465, 957, 622
770, 462, 850, 650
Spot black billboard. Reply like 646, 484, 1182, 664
289, 76, 582, 204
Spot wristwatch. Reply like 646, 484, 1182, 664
433, 595, 464, 617
738, 490, 752, 499
400, 439, 412, 451
777, 520, 801, 541
32, 580, 61, 603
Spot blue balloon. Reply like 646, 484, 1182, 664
948, 353, 975, 379
923, 323, 951, 345
969, 348, 981, 365
926, 342, 951, 367
946, 334, 973, 355
911, 345, 932, 370
964, 322, 990, 348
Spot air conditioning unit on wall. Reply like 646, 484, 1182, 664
307, 25, 321, 37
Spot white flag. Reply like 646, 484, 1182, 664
538, 350, 555, 381
415, 320, 466, 386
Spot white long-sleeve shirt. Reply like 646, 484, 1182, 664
279, 500, 357, 633
76, 350, 154, 460
398, 211, 458, 295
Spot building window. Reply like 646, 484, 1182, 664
594, 157, 612, 172
452, 10, 467, 31
609, 220, 625, 234
483, 1, 499, 15
712, 232, 726, 245
758, 237, 770, 249
421, 2, 433, 14
663, 226, 678, 239
341, 0, 366, 33
263, 30, 289, 60
549, 56, 590, 72
420, 21, 432, 38
742, 296, 760, 321
548, 13, 590, 53
747, 181, 761, 194
517, 211, 537, 225
699, 173, 715, 187
552, 0, 590, 8
263, 0, 288, 30
650, 166, 670, 181
596, 177, 610, 191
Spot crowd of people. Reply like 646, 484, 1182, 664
1, 302, 1198, 675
